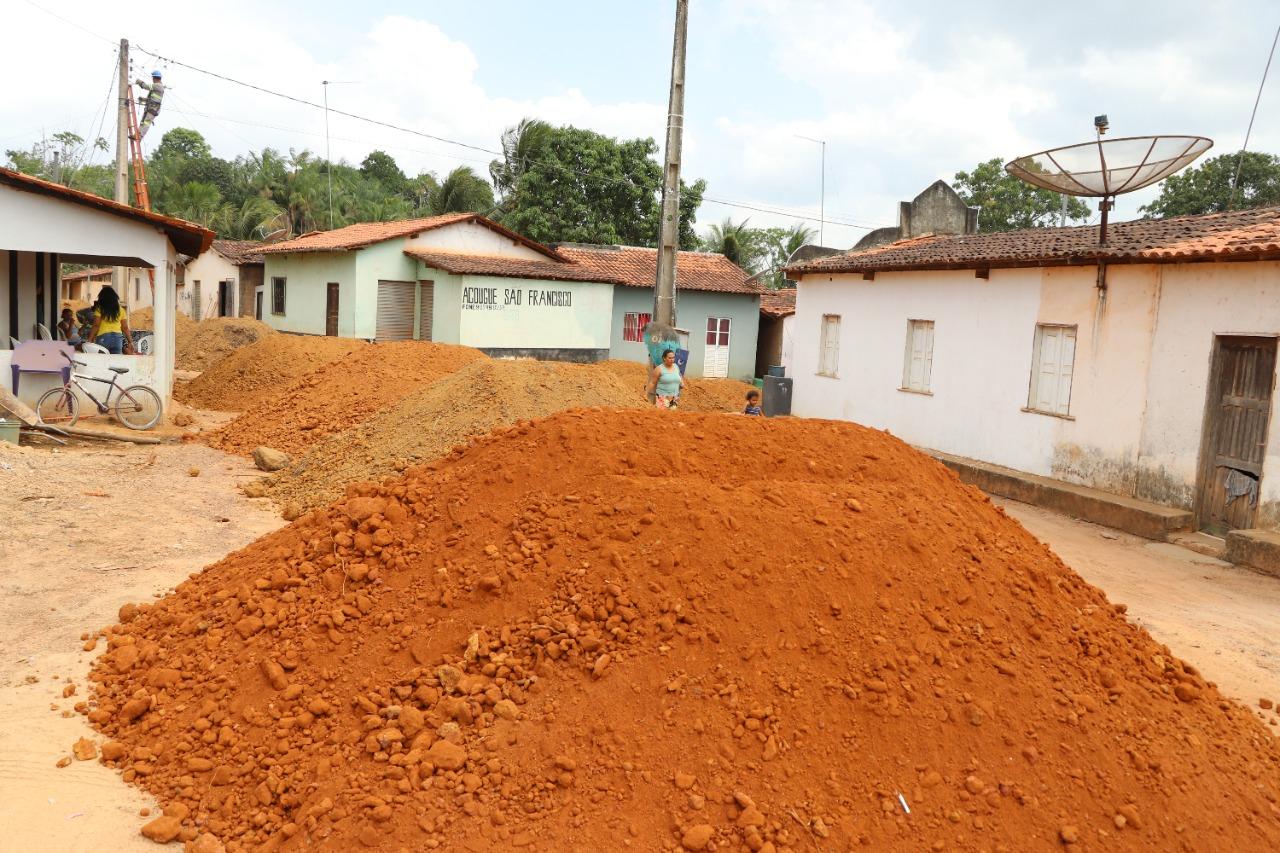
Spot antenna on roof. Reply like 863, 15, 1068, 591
1005, 120, 1212, 244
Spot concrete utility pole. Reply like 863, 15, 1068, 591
653, 0, 688, 328
113, 39, 130, 297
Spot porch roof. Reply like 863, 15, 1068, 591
0, 167, 213, 256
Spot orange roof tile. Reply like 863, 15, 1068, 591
258, 213, 564, 260
555, 245, 762, 295
787, 207, 1280, 276
212, 239, 265, 265
60, 267, 114, 282
0, 166, 213, 256
759, 288, 796, 317
404, 249, 621, 284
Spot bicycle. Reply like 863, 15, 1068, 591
35, 353, 163, 431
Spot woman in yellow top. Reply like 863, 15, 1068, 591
89, 286, 134, 354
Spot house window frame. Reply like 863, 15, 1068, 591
900, 318, 935, 395
817, 314, 841, 378
271, 277, 286, 316
1024, 323, 1077, 418
622, 311, 652, 343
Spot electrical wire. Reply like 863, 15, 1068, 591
132, 44, 873, 231
21, 0, 116, 45
1229, 20, 1280, 210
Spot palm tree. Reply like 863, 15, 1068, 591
703, 218, 757, 268
216, 196, 286, 240
164, 181, 225, 229
763, 222, 818, 288
427, 166, 496, 216
490, 118, 552, 202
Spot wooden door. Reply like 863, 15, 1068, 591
704, 317, 731, 378
1197, 335, 1276, 535
325, 283, 339, 337
218, 281, 231, 317
254, 291, 263, 321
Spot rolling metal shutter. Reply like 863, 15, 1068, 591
417, 280, 434, 341
376, 280, 416, 341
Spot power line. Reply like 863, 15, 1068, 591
132, 43, 871, 231
1229, 19, 1280, 210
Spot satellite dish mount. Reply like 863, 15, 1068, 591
1006, 121, 1212, 245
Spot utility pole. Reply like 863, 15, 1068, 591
114, 39, 130, 297
653, 0, 688, 328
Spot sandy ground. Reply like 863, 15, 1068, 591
0, 432, 283, 853
998, 499, 1280, 724
0, 434, 1276, 851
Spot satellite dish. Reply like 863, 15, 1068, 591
1005, 122, 1212, 243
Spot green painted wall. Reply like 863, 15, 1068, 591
355, 240, 420, 339
610, 286, 760, 379
261, 252, 358, 336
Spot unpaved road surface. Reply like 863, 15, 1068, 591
999, 498, 1280, 726
0, 437, 283, 853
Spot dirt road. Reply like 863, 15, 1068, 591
999, 498, 1280, 725
0, 437, 283, 853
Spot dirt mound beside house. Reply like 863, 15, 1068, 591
84, 409, 1280, 851
176, 335, 367, 412
130, 310, 273, 372
264, 359, 645, 513
205, 341, 488, 457
599, 359, 757, 412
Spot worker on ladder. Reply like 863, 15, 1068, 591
135, 70, 165, 139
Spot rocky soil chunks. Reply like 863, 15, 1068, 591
83, 410, 1280, 851
205, 341, 487, 457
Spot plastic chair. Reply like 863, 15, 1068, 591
6, 337, 17, 350
37, 324, 52, 341
81, 341, 109, 355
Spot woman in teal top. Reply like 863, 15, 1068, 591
646, 349, 685, 409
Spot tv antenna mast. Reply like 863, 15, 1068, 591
1005, 118, 1212, 244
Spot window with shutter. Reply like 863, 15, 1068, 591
818, 315, 841, 377
901, 319, 935, 392
1027, 324, 1076, 416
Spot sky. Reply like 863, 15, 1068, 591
7, 0, 1280, 248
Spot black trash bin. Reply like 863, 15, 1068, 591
762, 375, 792, 417
767, 365, 786, 377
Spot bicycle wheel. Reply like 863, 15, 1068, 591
36, 387, 80, 427
114, 385, 163, 430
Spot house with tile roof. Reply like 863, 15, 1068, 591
756, 287, 796, 378
0, 166, 212, 407
555, 244, 762, 379
181, 240, 265, 320
786, 205, 1280, 539
256, 216, 761, 376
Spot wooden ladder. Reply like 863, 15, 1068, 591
126, 89, 151, 212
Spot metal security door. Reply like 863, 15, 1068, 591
417, 280, 434, 341
375, 280, 415, 341
704, 317, 730, 378
1197, 336, 1276, 535
326, 283, 340, 337
191, 281, 201, 321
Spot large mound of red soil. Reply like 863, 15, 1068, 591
84, 411, 1280, 851
205, 342, 487, 457
176, 336, 367, 412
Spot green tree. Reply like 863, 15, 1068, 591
165, 181, 225, 228
1139, 151, 1280, 218
501, 124, 704, 247
426, 166, 495, 216
760, 223, 817, 288
954, 158, 1091, 232
701, 218, 765, 270
490, 118, 553, 201
360, 150, 409, 198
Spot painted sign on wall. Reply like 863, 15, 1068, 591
463, 286, 574, 310
455, 276, 612, 349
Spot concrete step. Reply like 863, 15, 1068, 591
1167, 531, 1227, 560
929, 451, 1194, 542
1224, 529, 1280, 578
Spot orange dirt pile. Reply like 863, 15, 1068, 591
598, 359, 756, 412
84, 410, 1280, 851
177, 335, 368, 412
132, 310, 274, 372
205, 342, 487, 458
264, 358, 645, 513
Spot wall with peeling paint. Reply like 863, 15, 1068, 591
792, 258, 1280, 530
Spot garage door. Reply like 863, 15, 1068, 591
376, 280, 416, 341
418, 280, 434, 341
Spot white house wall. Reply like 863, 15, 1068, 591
183, 250, 240, 318
405, 222, 547, 260
793, 260, 1280, 526
1139, 261, 1280, 520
